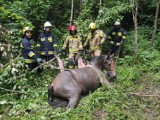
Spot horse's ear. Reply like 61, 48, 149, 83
109, 54, 114, 59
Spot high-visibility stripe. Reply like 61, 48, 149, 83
54, 44, 57, 47
122, 36, 126, 39
28, 52, 35, 57
24, 59, 35, 63
108, 36, 112, 39
40, 51, 45, 55
69, 65, 74, 69
90, 46, 100, 50
101, 38, 105, 44
37, 44, 41, 47
20, 43, 23, 48
110, 41, 114, 44
40, 51, 54, 55
48, 51, 54, 54
69, 48, 78, 53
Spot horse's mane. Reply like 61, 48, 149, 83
89, 55, 106, 66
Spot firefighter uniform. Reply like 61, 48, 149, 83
21, 37, 38, 69
62, 35, 83, 68
107, 26, 126, 57
84, 29, 106, 57
37, 32, 57, 61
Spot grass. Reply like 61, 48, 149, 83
0, 54, 160, 120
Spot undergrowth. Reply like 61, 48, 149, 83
0, 49, 160, 120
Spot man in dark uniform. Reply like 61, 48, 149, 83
37, 21, 57, 61
107, 21, 126, 58
20, 27, 43, 70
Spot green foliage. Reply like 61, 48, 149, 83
0, 0, 160, 119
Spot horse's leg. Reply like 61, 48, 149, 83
48, 85, 54, 106
67, 94, 80, 109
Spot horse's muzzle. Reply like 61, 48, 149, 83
107, 71, 116, 79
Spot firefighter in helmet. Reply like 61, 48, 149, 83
107, 21, 126, 58
84, 22, 106, 57
61, 25, 83, 69
37, 21, 57, 61
20, 26, 43, 70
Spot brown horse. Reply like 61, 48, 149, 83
48, 55, 114, 109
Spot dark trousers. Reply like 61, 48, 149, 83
108, 44, 121, 57
26, 62, 42, 73
41, 55, 54, 61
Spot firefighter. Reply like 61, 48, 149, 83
20, 26, 43, 70
61, 25, 83, 69
84, 22, 106, 57
37, 21, 57, 61
107, 21, 126, 58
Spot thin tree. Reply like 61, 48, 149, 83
70, 0, 74, 25
132, 0, 138, 61
150, 0, 160, 49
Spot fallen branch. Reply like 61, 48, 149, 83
128, 92, 160, 97
31, 53, 61, 72
0, 87, 28, 94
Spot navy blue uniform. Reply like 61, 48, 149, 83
107, 27, 126, 56
20, 37, 38, 70
37, 32, 57, 61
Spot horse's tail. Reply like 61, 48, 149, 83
48, 85, 54, 106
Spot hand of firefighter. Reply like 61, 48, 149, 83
79, 49, 83, 54
61, 49, 66, 55
36, 58, 43, 63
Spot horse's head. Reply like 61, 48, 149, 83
89, 54, 116, 79
103, 54, 116, 79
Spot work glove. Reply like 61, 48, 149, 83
36, 58, 43, 63
61, 49, 65, 54
79, 50, 83, 54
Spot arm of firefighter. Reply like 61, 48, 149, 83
121, 30, 126, 43
36, 35, 41, 51
21, 40, 36, 59
107, 31, 112, 43
100, 31, 107, 44
62, 36, 69, 49
53, 35, 57, 52
78, 36, 83, 50
84, 34, 90, 47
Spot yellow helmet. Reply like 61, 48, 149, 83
23, 26, 32, 34
89, 22, 96, 29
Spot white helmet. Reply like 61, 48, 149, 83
114, 21, 120, 26
44, 21, 52, 30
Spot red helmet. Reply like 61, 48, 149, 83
69, 25, 77, 31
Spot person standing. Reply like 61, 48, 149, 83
37, 21, 57, 61
107, 21, 126, 58
84, 22, 106, 57
20, 26, 43, 70
61, 25, 83, 69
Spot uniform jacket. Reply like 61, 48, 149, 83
37, 32, 57, 56
20, 37, 36, 63
84, 29, 106, 51
108, 27, 126, 46
62, 35, 83, 53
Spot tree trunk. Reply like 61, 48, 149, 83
132, 1, 138, 61
100, 0, 102, 6
149, 0, 160, 49
70, 0, 74, 25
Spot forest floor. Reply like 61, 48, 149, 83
0, 58, 160, 120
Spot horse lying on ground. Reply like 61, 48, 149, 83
48, 55, 114, 109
